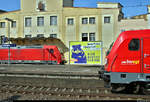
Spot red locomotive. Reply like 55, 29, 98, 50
100, 29, 150, 94
0, 45, 66, 64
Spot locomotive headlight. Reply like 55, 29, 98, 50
104, 58, 108, 65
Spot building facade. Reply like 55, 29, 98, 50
0, 0, 122, 48
117, 5, 150, 40
0, 0, 123, 64
117, 18, 148, 38
148, 5, 150, 29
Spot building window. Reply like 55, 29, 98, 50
38, 1, 45, 11
25, 35, 32, 38
50, 16, 57, 25
82, 18, 88, 24
36, 0, 47, 12
25, 17, 32, 27
37, 17, 44, 26
82, 33, 96, 41
68, 18, 74, 25
0, 22, 5, 28
89, 17, 95, 24
89, 33, 95, 41
1, 36, 7, 44
50, 34, 57, 38
11, 21, 16, 28
82, 33, 88, 41
37, 34, 44, 38
104, 16, 111, 23
121, 29, 125, 32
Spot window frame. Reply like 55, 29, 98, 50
104, 16, 111, 24
0, 22, 5, 28
50, 34, 57, 38
1, 36, 7, 44
37, 17, 44, 27
50, 16, 57, 26
38, 1, 45, 11
25, 35, 32, 38
89, 33, 95, 41
37, 34, 44, 38
82, 33, 88, 41
89, 17, 95, 24
82, 18, 88, 24
67, 18, 74, 25
11, 21, 16, 28
25, 17, 32, 27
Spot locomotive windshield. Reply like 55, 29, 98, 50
106, 42, 114, 56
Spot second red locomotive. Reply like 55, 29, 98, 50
0, 45, 65, 64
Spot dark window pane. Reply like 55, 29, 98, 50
11, 21, 16, 28
82, 18, 88, 24
25, 17, 32, 27
0, 22, 5, 28
89, 33, 95, 41
50, 16, 57, 25
128, 39, 140, 51
104, 16, 111, 23
89, 17, 95, 24
68, 18, 74, 25
37, 17, 44, 26
82, 33, 88, 41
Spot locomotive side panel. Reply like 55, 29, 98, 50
0, 45, 64, 64
11, 49, 21, 61
0, 49, 9, 61
18, 48, 44, 63
111, 39, 141, 73
143, 38, 150, 74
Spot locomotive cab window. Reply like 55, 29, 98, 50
49, 49, 54, 54
128, 39, 140, 51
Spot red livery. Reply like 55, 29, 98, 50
0, 45, 65, 64
100, 29, 150, 94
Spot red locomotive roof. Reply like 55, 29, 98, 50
43, 45, 58, 49
119, 29, 150, 40
113, 29, 150, 52
107, 29, 150, 58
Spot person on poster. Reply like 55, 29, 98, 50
71, 45, 87, 63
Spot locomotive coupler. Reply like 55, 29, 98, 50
98, 66, 111, 88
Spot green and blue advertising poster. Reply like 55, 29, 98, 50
69, 41, 102, 65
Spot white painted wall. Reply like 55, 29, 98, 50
65, 17, 76, 47
148, 14, 150, 29
23, 15, 60, 38
102, 14, 114, 48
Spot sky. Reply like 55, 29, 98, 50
0, 0, 150, 17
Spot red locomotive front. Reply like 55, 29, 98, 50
100, 29, 150, 94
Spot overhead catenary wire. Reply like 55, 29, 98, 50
121, 0, 150, 8
123, 4, 150, 8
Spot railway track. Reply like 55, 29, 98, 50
0, 82, 150, 100
0, 73, 149, 100
0, 72, 99, 80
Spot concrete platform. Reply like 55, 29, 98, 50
0, 64, 101, 79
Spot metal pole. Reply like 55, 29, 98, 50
5, 18, 13, 66
8, 21, 10, 66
